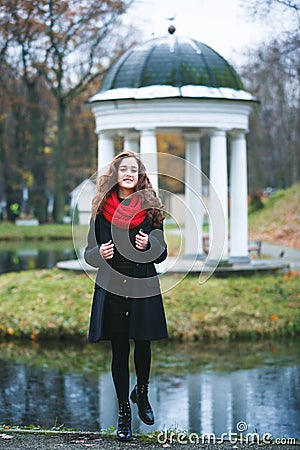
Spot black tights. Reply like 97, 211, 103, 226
111, 337, 151, 402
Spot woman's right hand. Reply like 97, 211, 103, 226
99, 240, 114, 259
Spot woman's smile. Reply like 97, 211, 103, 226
117, 156, 139, 197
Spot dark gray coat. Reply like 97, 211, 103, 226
84, 214, 168, 342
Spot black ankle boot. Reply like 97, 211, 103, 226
130, 383, 154, 425
117, 400, 132, 442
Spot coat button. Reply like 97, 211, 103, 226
125, 311, 129, 316
123, 279, 127, 284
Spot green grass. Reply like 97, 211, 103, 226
162, 272, 300, 340
0, 222, 181, 248
0, 223, 74, 241
249, 184, 299, 224
0, 269, 90, 340
0, 268, 299, 342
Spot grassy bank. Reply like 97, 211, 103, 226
0, 269, 299, 342
248, 182, 300, 248
0, 223, 73, 241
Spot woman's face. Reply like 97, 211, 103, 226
117, 156, 139, 196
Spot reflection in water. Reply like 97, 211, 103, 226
0, 340, 299, 439
0, 243, 76, 274
155, 367, 300, 438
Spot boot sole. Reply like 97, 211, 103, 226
116, 434, 133, 442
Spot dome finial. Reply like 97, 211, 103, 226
168, 24, 176, 35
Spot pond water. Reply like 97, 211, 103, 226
0, 338, 299, 440
0, 241, 76, 274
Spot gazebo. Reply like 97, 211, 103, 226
88, 27, 256, 263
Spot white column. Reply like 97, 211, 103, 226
139, 128, 158, 192
230, 132, 250, 262
97, 132, 115, 174
184, 133, 204, 258
209, 130, 229, 261
123, 132, 139, 153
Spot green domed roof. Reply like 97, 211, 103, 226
100, 34, 244, 93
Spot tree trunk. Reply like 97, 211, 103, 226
27, 82, 49, 222
0, 117, 7, 220
53, 98, 66, 223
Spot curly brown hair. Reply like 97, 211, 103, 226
91, 151, 164, 226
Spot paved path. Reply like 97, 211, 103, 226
260, 242, 300, 270
0, 431, 298, 450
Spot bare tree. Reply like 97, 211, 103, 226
239, 0, 300, 191
0, 0, 135, 222
243, 0, 300, 33
241, 36, 299, 191
0, 1, 61, 221
42, 0, 135, 222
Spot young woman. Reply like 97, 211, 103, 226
84, 151, 168, 442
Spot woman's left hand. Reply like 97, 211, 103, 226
135, 230, 149, 250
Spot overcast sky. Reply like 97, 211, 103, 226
125, 0, 294, 65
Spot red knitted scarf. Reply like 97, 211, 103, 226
102, 191, 146, 229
